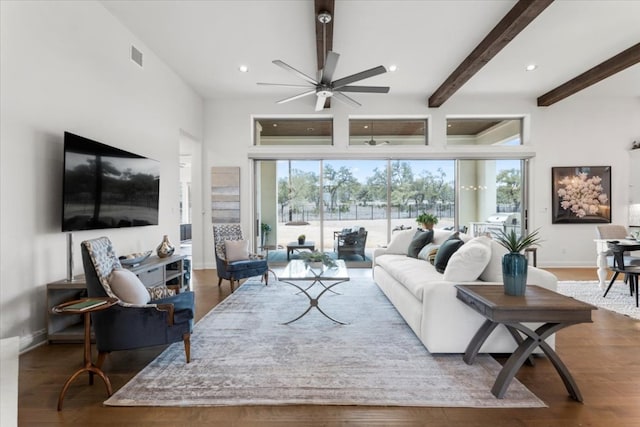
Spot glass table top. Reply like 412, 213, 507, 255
278, 259, 349, 281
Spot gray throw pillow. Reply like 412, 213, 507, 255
407, 229, 434, 258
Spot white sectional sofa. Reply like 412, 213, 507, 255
372, 228, 558, 354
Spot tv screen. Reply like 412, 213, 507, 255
62, 132, 160, 231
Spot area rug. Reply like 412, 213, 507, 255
105, 278, 545, 408
556, 280, 640, 320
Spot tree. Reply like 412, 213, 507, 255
497, 168, 521, 211
277, 168, 319, 220
323, 165, 359, 212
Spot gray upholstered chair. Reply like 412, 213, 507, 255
81, 237, 193, 366
334, 226, 368, 261
213, 224, 268, 292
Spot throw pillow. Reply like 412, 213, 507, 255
434, 238, 464, 273
108, 268, 151, 305
417, 243, 440, 261
225, 239, 249, 261
385, 228, 416, 254
407, 229, 434, 258
147, 285, 176, 300
443, 236, 492, 281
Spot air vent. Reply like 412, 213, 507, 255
131, 45, 143, 67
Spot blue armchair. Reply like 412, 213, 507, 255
81, 237, 194, 366
213, 224, 268, 292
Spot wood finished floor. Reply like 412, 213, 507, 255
18, 268, 640, 426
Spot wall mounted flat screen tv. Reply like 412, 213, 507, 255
62, 132, 160, 231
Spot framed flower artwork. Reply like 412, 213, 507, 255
551, 166, 611, 224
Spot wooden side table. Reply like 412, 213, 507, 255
51, 297, 117, 410
455, 285, 596, 402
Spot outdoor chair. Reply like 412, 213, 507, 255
81, 237, 193, 366
213, 224, 269, 292
334, 226, 368, 261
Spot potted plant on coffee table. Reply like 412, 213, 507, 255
494, 228, 542, 296
297, 234, 306, 244
416, 213, 438, 230
300, 251, 336, 270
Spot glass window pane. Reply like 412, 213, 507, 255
459, 159, 524, 238
321, 160, 388, 252
254, 119, 332, 146
447, 118, 522, 146
349, 119, 428, 146
388, 160, 456, 231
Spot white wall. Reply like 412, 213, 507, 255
0, 1, 203, 350
203, 94, 640, 269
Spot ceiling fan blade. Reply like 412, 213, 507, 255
320, 51, 340, 85
257, 82, 315, 89
332, 65, 387, 89
276, 89, 317, 104
338, 85, 390, 93
273, 60, 318, 85
332, 91, 361, 108
315, 94, 327, 111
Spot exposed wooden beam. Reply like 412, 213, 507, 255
428, 0, 554, 108
315, 0, 334, 109
537, 43, 640, 106
315, 0, 334, 72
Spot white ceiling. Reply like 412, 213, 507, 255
102, 0, 640, 104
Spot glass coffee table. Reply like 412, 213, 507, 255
278, 259, 350, 325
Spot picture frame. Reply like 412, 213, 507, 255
551, 166, 611, 224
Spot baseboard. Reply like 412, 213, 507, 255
19, 328, 47, 354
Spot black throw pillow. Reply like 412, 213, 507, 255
407, 229, 434, 258
434, 238, 464, 273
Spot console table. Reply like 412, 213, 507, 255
47, 254, 188, 343
455, 284, 596, 402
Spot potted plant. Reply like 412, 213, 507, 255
261, 222, 272, 246
494, 228, 542, 296
297, 234, 306, 244
300, 251, 336, 269
416, 212, 438, 230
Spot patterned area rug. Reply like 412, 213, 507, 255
105, 278, 545, 408
556, 280, 640, 320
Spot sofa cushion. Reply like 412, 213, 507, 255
375, 254, 444, 301
434, 238, 464, 273
480, 239, 509, 282
407, 229, 434, 258
108, 268, 151, 304
443, 236, 492, 282
432, 229, 456, 245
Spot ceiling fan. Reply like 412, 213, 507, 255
257, 11, 390, 111
363, 123, 389, 146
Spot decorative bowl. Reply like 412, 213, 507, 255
119, 251, 152, 266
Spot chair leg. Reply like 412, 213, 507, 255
264, 272, 269, 286
603, 271, 619, 297
183, 332, 191, 363
217, 277, 223, 287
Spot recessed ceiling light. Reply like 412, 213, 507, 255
307, 127, 314, 132
272, 123, 278, 127
238, 65, 249, 73
389, 65, 398, 72
525, 64, 537, 72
